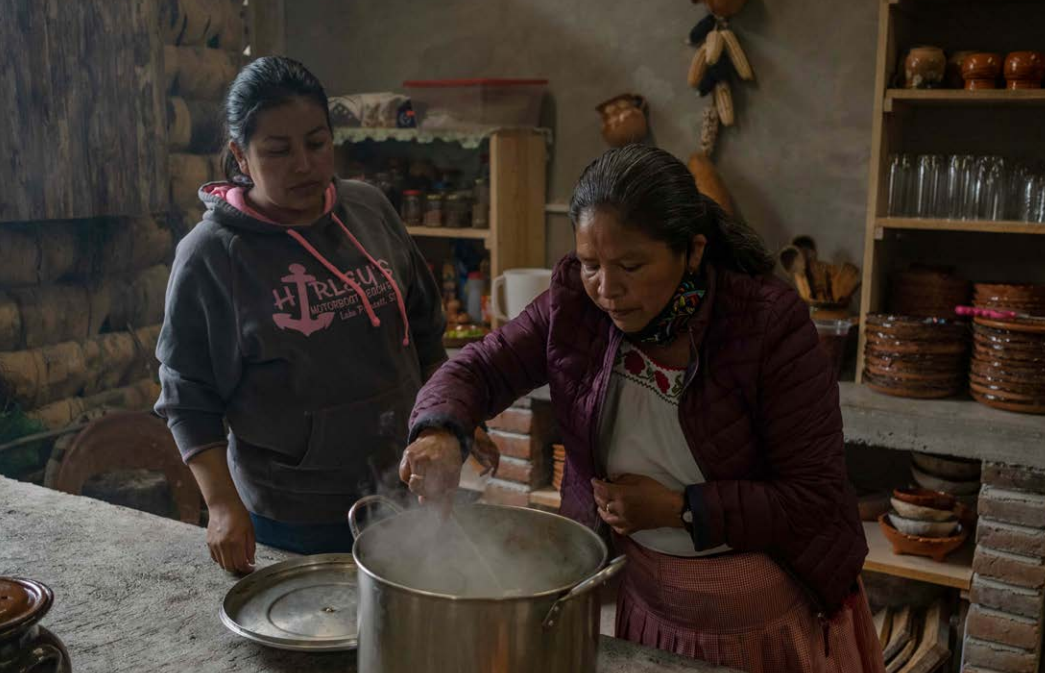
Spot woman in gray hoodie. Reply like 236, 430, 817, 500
155, 57, 454, 572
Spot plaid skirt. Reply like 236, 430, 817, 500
615, 537, 885, 673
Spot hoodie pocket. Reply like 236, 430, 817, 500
293, 385, 413, 481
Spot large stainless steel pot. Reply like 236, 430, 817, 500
348, 495, 625, 673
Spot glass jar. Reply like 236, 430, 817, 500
472, 178, 490, 229
401, 190, 424, 227
445, 191, 473, 229
424, 193, 444, 227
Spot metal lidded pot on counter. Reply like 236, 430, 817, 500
348, 495, 626, 673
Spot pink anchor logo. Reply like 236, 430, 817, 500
272, 263, 335, 336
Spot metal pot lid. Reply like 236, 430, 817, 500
0, 577, 54, 637
220, 554, 358, 652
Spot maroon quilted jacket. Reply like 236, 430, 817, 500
410, 254, 867, 614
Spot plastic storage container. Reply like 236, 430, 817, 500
403, 79, 548, 130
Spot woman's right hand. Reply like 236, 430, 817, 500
399, 428, 463, 508
206, 497, 256, 574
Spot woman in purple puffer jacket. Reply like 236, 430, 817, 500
400, 146, 884, 672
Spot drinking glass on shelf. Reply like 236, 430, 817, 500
978, 156, 1007, 221
1017, 172, 1041, 222
887, 154, 912, 216
1008, 163, 1031, 221
954, 154, 978, 220
913, 154, 943, 217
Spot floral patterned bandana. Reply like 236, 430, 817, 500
627, 271, 706, 345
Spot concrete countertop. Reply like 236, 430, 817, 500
0, 477, 733, 673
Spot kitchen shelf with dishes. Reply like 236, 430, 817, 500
334, 125, 548, 331
858, 1, 1045, 418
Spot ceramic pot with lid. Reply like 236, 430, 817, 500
0, 578, 71, 673
348, 496, 626, 673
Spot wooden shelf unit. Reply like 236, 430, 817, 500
857, 0, 1045, 381
885, 88, 1045, 110
406, 226, 491, 241
875, 217, 1045, 236
336, 128, 548, 327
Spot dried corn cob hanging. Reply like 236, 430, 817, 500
686, 0, 755, 155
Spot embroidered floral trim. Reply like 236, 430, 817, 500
613, 342, 685, 404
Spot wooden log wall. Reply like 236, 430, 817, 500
162, 0, 245, 234
0, 0, 167, 222
0, 1, 249, 463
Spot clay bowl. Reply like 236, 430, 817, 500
1005, 51, 1045, 88
975, 282, 1045, 301
864, 315, 969, 341
962, 52, 1003, 89
865, 364, 965, 384
911, 465, 980, 495
972, 389, 1045, 414
864, 335, 969, 357
878, 514, 968, 562
894, 487, 956, 511
890, 497, 956, 522
970, 376, 1045, 400
864, 373, 965, 399
911, 453, 982, 481
888, 511, 960, 537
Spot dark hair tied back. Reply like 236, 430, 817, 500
221, 56, 331, 186
568, 145, 775, 276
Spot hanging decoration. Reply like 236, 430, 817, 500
686, 0, 755, 158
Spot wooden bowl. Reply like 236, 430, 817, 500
962, 52, 1002, 89
893, 487, 956, 511
911, 453, 982, 481
878, 514, 968, 562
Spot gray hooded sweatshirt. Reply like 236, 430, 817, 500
155, 179, 446, 524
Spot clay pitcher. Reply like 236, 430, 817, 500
597, 94, 649, 147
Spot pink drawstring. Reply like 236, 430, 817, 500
284, 228, 382, 329
329, 213, 411, 347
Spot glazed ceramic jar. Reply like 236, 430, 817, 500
905, 46, 946, 89
1004, 51, 1045, 89
962, 53, 1003, 90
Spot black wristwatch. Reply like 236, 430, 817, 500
680, 496, 694, 533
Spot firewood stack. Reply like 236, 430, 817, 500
161, 0, 246, 235
0, 216, 173, 480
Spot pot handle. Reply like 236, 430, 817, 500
348, 495, 404, 539
541, 555, 627, 630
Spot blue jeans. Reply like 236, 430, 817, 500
250, 513, 354, 555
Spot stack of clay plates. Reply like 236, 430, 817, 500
973, 283, 1045, 315
551, 444, 565, 490
889, 268, 971, 318
970, 315, 1045, 414
863, 314, 969, 398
